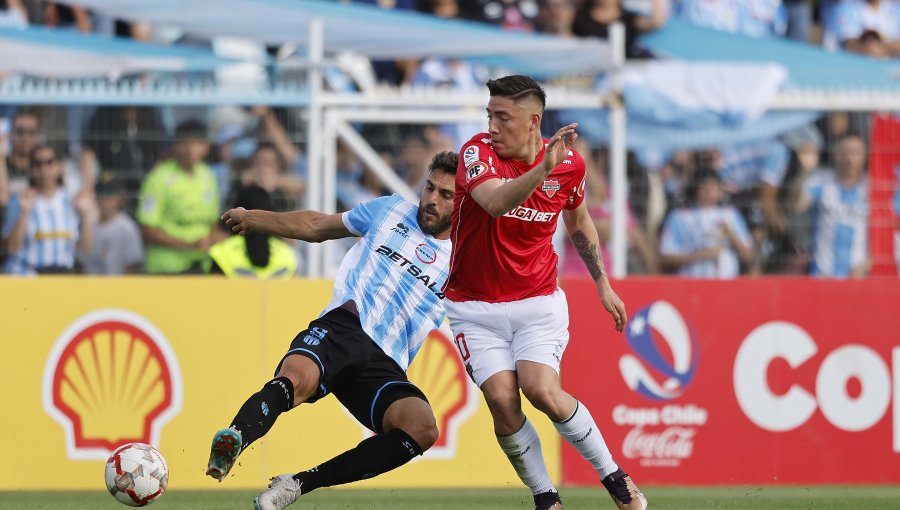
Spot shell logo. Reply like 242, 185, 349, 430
348, 325, 479, 459
42, 310, 183, 460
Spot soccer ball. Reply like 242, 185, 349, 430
104, 443, 169, 507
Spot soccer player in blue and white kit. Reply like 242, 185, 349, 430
206, 152, 457, 510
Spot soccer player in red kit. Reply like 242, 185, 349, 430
444, 76, 646, 510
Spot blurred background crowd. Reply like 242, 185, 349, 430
1, 0, 898, 278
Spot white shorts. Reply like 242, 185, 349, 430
445, 288, 570, 388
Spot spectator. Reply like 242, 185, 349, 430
419, 0, 462, 17
137, 120, 222, 274
43, 2, 92, 32
249, 106, 301, 175
80, 106, 167, 214
561, 141, 659, 276
676, 0, 785, 38
79, 177, 144, 275
396, 133, 434, 192
459, 0, 539, 31
535, 0, 575, 36
796, 135, 870, 278
819, 0, 843, 49
766, 124, 823, 273
0, 0, 27, 28
1, 110, 41, 207
782, 0, 812, 42
716, 141, 791, 267
214, 106, 304, 203
853, 28, 894, 58
660, 166, 754, 278
3, 109, 91, 203
210, 185, 298, 278
351, 0, 420, 85
827, 0, 900, 56
572, 0, 669, 59
227, 142, 304, 213
2, 144, 94, 275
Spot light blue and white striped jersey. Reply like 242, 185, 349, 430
324, 194, 450, 371
830, 0, 900, 46
718, 141, 789, 192
805, 171, 868, 278
659, 205, 752, 278
676, 0, 786, 38
1, 190, 80, 275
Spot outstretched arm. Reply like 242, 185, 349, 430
471, 124, 577, 218
563, 202, 628, 332
222, 207, 353, 243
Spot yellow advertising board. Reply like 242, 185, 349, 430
0, 277, 559, 490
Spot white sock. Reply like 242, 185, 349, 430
497, 417, 557, 495
554, 401, 618, 479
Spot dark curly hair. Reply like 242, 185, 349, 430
429, 151, 458, 175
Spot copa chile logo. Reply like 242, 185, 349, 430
619, 301, 699, 401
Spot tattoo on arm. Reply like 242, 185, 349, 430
571, 230, 607, 281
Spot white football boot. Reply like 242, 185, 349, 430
253, 474, 303, 510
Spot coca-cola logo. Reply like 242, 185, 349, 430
613, 404, 708, 467
622, 427, 696, 466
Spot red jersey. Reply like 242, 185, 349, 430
444, 133, 587, 303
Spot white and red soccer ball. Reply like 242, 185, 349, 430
104, 443, 169, 506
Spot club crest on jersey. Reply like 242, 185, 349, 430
466, 163, 486, 183
463, 146, 479, 167
542, 179, 560, 198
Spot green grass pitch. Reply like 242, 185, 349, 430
1, 486, 898, 509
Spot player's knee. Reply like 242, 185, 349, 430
483, 381, 520, 411
520, 383, 558, 415
400, 413, 439, 451
276, 356, 320, 403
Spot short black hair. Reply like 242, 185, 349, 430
685, 166, 721, 204
486, 75, 546, 110
429, 151, 458, 175
95, 175, 125, 197
173, 119, 208, 142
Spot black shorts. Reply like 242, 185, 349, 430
274, 307, 427, 433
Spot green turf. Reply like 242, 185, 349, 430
1, 486, 897, 510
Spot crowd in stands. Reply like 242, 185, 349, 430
0, 0, 898, 278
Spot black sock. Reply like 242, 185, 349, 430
229, 377, 294, 449
292, 428, 423, 493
